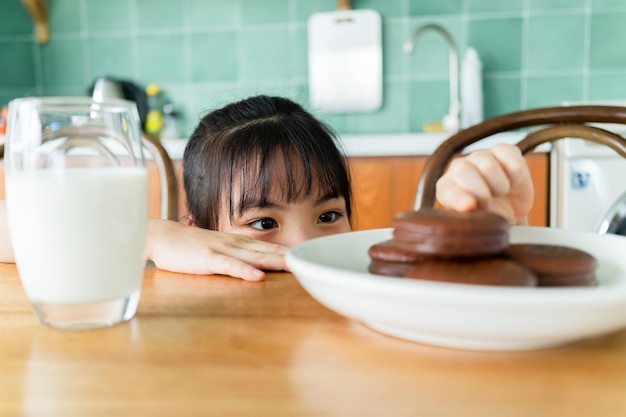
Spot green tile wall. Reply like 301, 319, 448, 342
2, 0, 626, 137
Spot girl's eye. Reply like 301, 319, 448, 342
318, 211, 341, 224
249, 217, 279, 231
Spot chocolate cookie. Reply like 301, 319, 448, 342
367, 240, 423, 263
368, 240, 424, 277
368, 259, 414, 277
392, 209, 510, 259
403, 258, 537, 287
505, 244, 598, 287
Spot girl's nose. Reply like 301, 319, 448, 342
279, 225, 323, 247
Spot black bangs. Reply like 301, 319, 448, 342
224, 114, 351, 222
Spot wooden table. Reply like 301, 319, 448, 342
2, 263, 626, 416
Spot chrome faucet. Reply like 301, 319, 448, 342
404, 23, 460, 132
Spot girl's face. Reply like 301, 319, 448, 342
218, 187, 351, 247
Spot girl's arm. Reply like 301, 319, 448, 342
0, 200, 14, 263
145, 218, 287, 281
435, 144, 533, 225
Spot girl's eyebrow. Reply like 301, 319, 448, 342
315, 192, 342, 206
238, 192, 341, 212
239, 197, 284, 213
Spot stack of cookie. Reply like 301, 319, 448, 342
368, 208, 598, 287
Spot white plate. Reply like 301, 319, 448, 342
285, 227, 626, 351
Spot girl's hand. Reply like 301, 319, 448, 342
435, 144, 534, 225
146, 219, 287, 281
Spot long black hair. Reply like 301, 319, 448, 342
183, 95, 352, 230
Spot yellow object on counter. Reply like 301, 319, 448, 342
146, 83, 159, 97
423, 122, 446, 132
145, 84, 163, 140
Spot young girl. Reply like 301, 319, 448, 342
182, 95, 353, 247
148, 95, 353, 279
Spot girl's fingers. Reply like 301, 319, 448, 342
490, 144, 529, 188
437, 145, 525, 206
221, 234, 288, 271
152, 245, 285, 281
227, 245, 288, 273
464, 149, 511, 197
147, 219, 288, 279
197, 253, 267, 281
435, 175, 479, 212
435, 144, 533, 225
441, 157, 496, 207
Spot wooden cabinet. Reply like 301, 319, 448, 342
348, 153, 549, 231
348, 156, 426, 231
0, 161, 4, 201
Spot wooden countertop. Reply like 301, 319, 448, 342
2, 262, 626, 416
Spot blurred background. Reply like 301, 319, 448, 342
2, 0, 626, 138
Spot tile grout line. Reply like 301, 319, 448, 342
181, 0, 193, 102
400, 0, 410, 133
520, 0, 530, 110
582, 0, 591, 101
80, 0, 90, 92
130, 0, 140, 82
235, 0, 244, 87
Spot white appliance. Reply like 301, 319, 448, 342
550, 124, 626, 234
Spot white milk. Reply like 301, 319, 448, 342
5, 168, 148, 304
